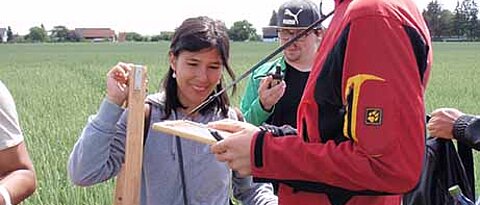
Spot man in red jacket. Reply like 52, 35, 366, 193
211, 0, 432, 204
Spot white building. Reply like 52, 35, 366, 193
0, 28, 7, 43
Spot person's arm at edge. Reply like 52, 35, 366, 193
0, 142, 36, 205
67, 98, 127, 186
454, 114, 480, 150
231, 172, 277, 205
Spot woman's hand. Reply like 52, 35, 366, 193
106, 62, 133, 106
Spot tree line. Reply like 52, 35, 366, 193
423, 0, 480, 41
1, 20, 260, 43
6, 0, 476, 44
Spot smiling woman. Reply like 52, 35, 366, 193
66, 16, 277, 205
161, 16, 237, 120
170, 48, 224, 112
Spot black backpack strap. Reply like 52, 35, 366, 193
143, 101, 153, 146
143, 93, 166, 146
457, 142, 475, 200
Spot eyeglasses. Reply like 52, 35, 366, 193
277, 29, 311, 42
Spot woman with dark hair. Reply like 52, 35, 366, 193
67, 16, 277, 205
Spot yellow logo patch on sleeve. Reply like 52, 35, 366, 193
365, 108, 382, 126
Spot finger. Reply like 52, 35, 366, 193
269, 81, 286, 97
426, 122, 433, 131
144, 78, 149, 92
228, 159, 242, 171
215, 152, 232, 163
117, 62, 132, 72
430, 108, 441, 115
113, 72, 128, 84
211, 140, 228, 154
212, 148, 235, 163
237, 169, 251, 178
427, 123, 438, 135
208, 120, 245, 133
116, 81, 129, 92
108, 65, 129, 83
268, 78, 285, 89
116, 62, 133, 77
227, 160, 235, 169
258, 76, 272, 92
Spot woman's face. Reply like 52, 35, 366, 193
169, 48, 223, 110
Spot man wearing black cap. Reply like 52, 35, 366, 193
211, 0, 432, 204
240, 0, 323, 129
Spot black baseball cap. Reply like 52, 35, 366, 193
276, 0, 321, 29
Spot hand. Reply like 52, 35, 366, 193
427, 108, 465, 139
106, 62, 133, 106
209, 119, 260, 177
258, 76, 286, 111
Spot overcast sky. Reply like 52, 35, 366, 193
1, 0, 458, 35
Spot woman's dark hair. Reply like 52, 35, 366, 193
161, 16, 236, 119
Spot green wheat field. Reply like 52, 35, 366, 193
0, 42, 479, 204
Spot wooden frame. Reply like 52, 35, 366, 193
152, 120, 232, 145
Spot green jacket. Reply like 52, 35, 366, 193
240, 57, 287, 126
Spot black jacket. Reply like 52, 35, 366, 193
454, 115, 480, 150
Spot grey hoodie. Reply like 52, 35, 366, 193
68, 94, 277, 205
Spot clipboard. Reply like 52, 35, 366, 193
152, 120, 232, 145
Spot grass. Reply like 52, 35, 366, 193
0, 42, 479, 204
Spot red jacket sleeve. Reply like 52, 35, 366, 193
251, 15, 430, 194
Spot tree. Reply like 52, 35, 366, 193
6, 26, 14, 42
452, 0, 480, 40
159, 31, 174, 41
423, 0, 443, 39
439, 9, 455, 36
11, 34, 26, 43
41, 24, 50, 42
228, 20, 257, 41
25, 26, 47, 42
423, 1, 455, 39
452, 1, 466, 36
125, 32, 143, 41
150, 35, 162, 42
477, 19, 480, 39
50, 25, 69, 42
249, 34, 262, 41
467, 0, 479, 40
66, 30, 82, 42
269, 10, 277, 26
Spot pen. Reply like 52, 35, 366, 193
209, 129, 224, 141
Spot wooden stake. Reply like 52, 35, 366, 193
113, 165, 126, 205
113, 65, 147, 205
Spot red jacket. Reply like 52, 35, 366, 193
250, 0, 432, 204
